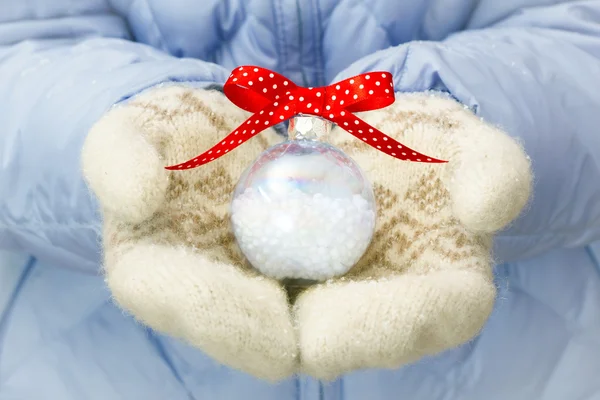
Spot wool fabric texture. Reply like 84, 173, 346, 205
81, 86, 532, 381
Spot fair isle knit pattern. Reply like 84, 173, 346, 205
82, 86, 532, 381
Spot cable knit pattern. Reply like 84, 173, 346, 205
82, 88, 531, 381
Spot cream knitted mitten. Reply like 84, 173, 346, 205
82, 87, 531, 382
295, 92, 532, 380
81, 86, 297, 381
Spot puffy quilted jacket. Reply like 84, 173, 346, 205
1, 1, 600, 399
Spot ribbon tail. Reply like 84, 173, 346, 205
165, 104, 294, 170
334, 114, 447, 163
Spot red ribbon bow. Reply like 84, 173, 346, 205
166, 66, 446, 170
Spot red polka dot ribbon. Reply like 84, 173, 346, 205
165, 66, 446, 170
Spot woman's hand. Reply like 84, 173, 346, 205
82, 86, 297, 382
294, 92, 532, 380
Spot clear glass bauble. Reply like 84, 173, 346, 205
230, 116, 376, 283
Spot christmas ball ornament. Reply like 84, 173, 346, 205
230, 115, 376, 281
165, 65, 446, 283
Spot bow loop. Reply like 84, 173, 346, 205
165, 66, 446, 170
223, 66, 298, 113
323, 73, 395, 114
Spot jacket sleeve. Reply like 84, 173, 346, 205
335, 0, 600, 263
0, 8, 228, 272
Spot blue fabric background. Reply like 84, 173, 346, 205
1, 1, 599, 398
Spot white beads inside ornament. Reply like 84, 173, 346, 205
231, 116, 376, 282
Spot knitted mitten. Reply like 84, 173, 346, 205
81, 86, 297, 381
294, 92, 532, 380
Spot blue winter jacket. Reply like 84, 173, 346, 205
1, 1, 600, 399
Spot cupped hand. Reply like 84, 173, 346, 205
294, 92, 532, 380
82, 86, 297, 382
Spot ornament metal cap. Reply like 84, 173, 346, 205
288, 115, 332, 141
